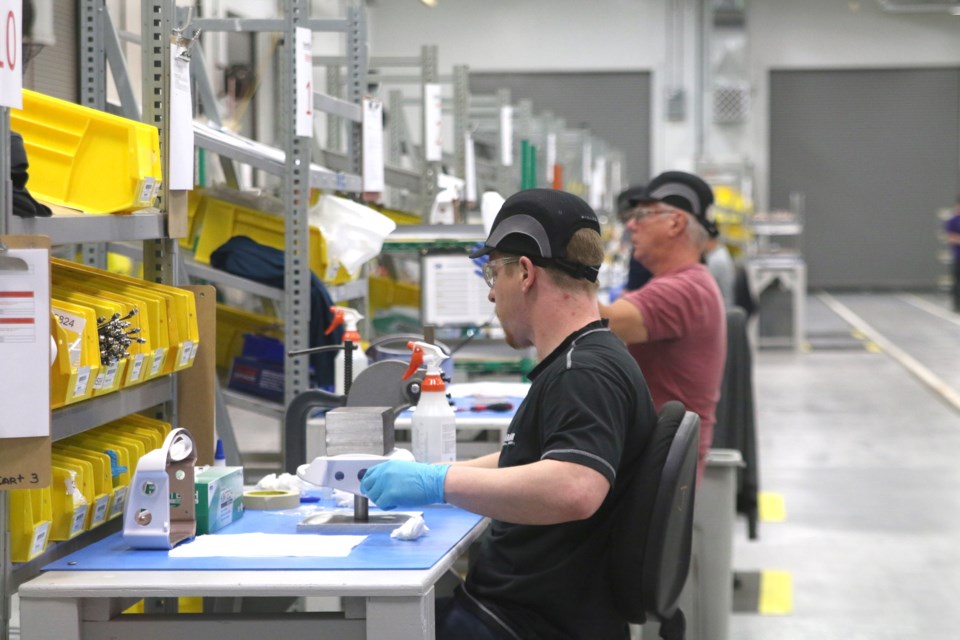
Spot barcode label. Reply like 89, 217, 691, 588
178, 341, 194, 367
110, 487, 128, 518
70, 506, 87, 536
150, 348, 165, 375
92, 496, 109, 525
30, 522, 50, 557
102, 362, 119, 388
92, 372, 105, 390
138, 177, 157, 204
73, 366, 91, 398
127, 354, 145, 383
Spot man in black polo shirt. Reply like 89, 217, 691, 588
362, 188, 657, 639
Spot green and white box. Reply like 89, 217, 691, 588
194, 466, 244, 534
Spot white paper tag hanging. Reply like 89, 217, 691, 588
500, 106, 514, 167
546, 132, 557, 183
362, 97, 385, 193
295, 27, 313, 138
464, 132, 477, 205
424, 83, 443, 162
169, 44, 194, 190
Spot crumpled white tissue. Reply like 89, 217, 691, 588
256, 472, 309, 492
390, 514, 429, 541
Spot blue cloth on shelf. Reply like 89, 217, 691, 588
210, 235, 343, 389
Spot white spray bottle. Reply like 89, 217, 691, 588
403, 341, 456, 463
325, 306, 369, 396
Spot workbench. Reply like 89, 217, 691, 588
17, 505, 488, 640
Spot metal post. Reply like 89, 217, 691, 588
345, 4, 367, 180
142, 0, 178, 427
452, 65, 469, 208
420, 45, 439, 219
282, 0, 312, 408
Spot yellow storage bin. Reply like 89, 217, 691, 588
8, 489, 52, 563
71, 433, 136, 520
48, 465, 90, 541
369, 275, 420, 313
54, 445, 113, 529
50, 300, 100, 408
193, 193, 351, 284
52, 258, 199, 375
10, 89, 162, 214
51, 453, 98, 532
53, 287, 153, 388
215, 304, 282, 370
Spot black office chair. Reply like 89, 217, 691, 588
608, 400, 701, 640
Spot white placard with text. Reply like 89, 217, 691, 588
0, 0, 23, 109
362, 97, 385, 193
295, 27, 313, 138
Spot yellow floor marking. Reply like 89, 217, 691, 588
759, 570, 794, 615
758, 491, 786, 522
864, 341, 882, 353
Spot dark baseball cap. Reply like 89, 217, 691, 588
617, 185, 646, 214
630, 171, 716, 234
468, 188, 602, 282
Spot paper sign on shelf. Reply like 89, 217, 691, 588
0, 0, 23, 109
0, 246, 49, 438
500, 106, 513, 167
546, 132, 557, 183
424, 83, 443, 162
295, 26, 313, 138
169, 44, 194, 190
361, 96, 385, 193
464, 132, 477, 205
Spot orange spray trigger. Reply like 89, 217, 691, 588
403, 342, 424, 380
325, 307, 344, 335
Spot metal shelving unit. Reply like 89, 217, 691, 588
1, 2, 182, 636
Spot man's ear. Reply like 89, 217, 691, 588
518, 256, 536, 291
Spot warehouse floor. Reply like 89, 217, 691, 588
729, 291, 960, 639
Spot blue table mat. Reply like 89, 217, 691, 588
43, 505, 484, 572
400, 395, 524, 421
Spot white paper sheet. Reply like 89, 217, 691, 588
361, 97, 385, 193
423, 83, 443, 162
168, 533, 366, 558
295, 27, 314, 138
168, 45, 194, 190
448, 382, 530, 400
0, 247, 50, 438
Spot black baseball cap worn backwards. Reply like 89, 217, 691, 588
469, 188, 602, 282
629, 170, 717, 235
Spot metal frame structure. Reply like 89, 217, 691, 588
1, 2, 180, 637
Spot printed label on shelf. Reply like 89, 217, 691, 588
101, 362, 119, 388
138, 177, 157, 205
110, 487, 128, 519
179, 340, 194, 367
127, 354, 144, 384
190, 340, 200, 361
92, 371, 105, 390
30, 522, 50, 558
151, 348, 166, 375
70, 505, 87, 537
73, 366, 92, 398
92, 495, 109, 526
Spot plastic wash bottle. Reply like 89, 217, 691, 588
403, 340, 456, 463
325, 306, 369, 396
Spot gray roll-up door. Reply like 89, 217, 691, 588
470, 71, 652, 188
769, 68, 959, 289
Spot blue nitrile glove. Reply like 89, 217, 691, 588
360, 460, 451, 510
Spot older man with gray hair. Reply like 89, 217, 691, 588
600, 170, 727, 482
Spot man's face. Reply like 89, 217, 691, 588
486, 253, 529, 349
624, 202, 679, 266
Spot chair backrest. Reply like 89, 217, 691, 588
607, 400, 701, 632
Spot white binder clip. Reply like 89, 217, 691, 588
123, 427, 198, 549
